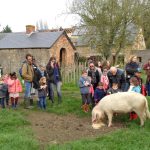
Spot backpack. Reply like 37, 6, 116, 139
19, 61, 28, 78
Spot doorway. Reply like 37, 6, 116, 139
60, 48, 66, 67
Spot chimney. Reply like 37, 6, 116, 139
26, 25, 35, 34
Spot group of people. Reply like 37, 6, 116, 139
0, 53, 62, 110
79, 55, 150, 120
1, 53, 150, 117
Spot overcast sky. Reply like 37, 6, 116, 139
0, 0, 79, 32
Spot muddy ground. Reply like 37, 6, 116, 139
27, 111, 125, 148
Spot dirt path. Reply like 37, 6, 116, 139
27, 111, 125, 148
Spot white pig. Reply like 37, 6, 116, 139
92, 92, 150, 129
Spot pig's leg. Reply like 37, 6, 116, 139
107, 112, 113, 127
136, 111, 145, 126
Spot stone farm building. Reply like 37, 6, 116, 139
0, 25, 76, 74
70, 25, 149, 64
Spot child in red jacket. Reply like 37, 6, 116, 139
7, 72, 22, 108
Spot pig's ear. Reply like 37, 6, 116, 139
92, 111, 97, 123
96, 113, 100, 121
92, 113, 100, 123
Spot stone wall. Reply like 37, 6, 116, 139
131, 50, 150, 65
0, 34, 75, 74
49, 34, 75, 65
0, 48, 50, 74
75, 46, 100, 57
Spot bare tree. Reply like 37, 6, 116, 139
70, 0, 148, 64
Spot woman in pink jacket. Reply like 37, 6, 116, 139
7, 72, 22, 108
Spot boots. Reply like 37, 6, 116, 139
85, 104, 89, 112
30, 98, 34, 106
82, 104, 89, 113
24, 98, 29, 109
130, 112, 138, 120
129, 113, 134, 120
133, 113, 138, 120
24, 98, 33, 109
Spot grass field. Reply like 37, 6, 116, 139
0, 110, 39, 150
0, 81, 150, 150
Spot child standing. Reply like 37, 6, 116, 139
38, 77, 47, 110
134, 68, 147, 96
79, 69, 91, 112
94, 82, 106, 105
128, 77, 141, 120
107, 82, 121, 94
0, 77, 8, 108
7, 72, 22, 108
100, 68, 109, 91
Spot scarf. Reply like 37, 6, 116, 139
53, 64, 59, 84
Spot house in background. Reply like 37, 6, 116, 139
70, 25, 148, 64
0, 25, 76, 73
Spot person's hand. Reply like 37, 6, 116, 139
84, 82, 88, 86
40, 86, 44, 89
50, 61, 54, 68
43, 85, 47, 88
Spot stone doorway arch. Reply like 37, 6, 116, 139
60, 48, 66, 67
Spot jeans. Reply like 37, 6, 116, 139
39, 96, 46, 109
0, 97, 5, 108
24, 81, 32, 98
81, 93, 91, 105
48, 81, 62, 103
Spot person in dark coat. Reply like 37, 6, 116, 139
94, 82, 106, 105
125, 55, 139, 91
87, 62, 101, 107
87, 62, 100, 90
143, 58, 150, 75
46, 56, 62, 104
32, 64, 47, 107
107, 67, 126, 91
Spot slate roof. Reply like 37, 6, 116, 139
0, 31, 64, 49
71, 24, 138, 47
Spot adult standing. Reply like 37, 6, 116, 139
87, 62, 100, 90
107, 66, 126, 91
87, 62, 100, 107
102, 60, 111, 71
22, 53, 34, 108
125, 55, 139, 91
143, 59, 150, 96
95, 61, 102, 75
143, 59, 150, 74
46, 56, 62, 104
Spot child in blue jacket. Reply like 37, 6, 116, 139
128, 77, 141, 120
94, 82, 106, 105
79, 69, 91, 112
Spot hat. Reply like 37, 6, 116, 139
135, 68, 142, 73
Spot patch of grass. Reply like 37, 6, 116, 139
0, 109, 39, 150
62, 83, 79, 91
46, 91, 91, 117
43, 83, 91, 117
